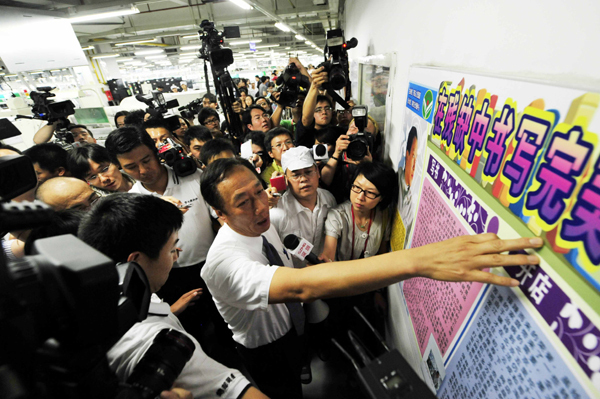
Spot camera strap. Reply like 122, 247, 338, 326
350, 206, 374, 260
327, 88, 351, 110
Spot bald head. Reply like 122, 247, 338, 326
36, 177, 98, 211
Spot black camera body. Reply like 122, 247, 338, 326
136, 91, 179, 116
30, 87, 75, 123
157, 138, 197, 177
346, 105, 374, 161
318, 29, 358, 91
275, 63, 310, 107
178, 98, 203, 121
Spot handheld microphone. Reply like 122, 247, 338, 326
283, 234, 323, 265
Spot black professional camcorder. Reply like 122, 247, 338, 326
157, 137, 197, 177
178, 98, 203, 121
0, 154, 194, 398
275, 63, 310, 107
30, 86, 75, 123
318, 29, 357, 92
346, 105, 374, 161
136, 90, 179, 118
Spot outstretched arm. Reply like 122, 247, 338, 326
269, 234, 543, 303
33, 121, 58, 144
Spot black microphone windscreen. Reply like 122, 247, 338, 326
283, 234, 300, 250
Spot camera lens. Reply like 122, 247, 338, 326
347, 139, 368, 161
125, 329, 195, 399
329, 66, 346, 90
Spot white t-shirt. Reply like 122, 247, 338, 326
269, 188, 336, 268
108, 297, 251, 399
129, 166, 215, 267
202, 223, 294, 349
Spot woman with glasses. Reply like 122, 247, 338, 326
67, 144, 135, 194
322, 161, 398, 262
321, 161, 398, 336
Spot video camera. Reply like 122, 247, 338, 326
346, 105, 374, 161
275, 63, 310, 108
197, 20, 245, 142
157, 137, 197, 177
178, 98, 203, 121
28, 86, 78, 149
136, 90, 179, 118
318, 29, 357, 108
0, 155, 194, 398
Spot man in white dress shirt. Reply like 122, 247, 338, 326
200, 158, 544, 399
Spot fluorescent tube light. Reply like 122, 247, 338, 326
69, 6, 139, 23
115, 38, 157, 46
116, 58, 134, 62
135, 49, 164, 56
182, 34, 198, 39
229, 39, 263, 45
180, 45, 202, 51
295, 35, 306, 41
230, 0, 253, 10
274, 23, 290, 32
91, 53, 120, 59
254, 44, 280, 49
81, 46, 94, 51
145, 55, 167, 59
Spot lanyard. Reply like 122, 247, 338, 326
350, 206, 374, 260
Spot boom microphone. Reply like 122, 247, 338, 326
283, 234, 323, 265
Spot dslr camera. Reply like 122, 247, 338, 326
275, 63, 310, 107
157, 137, 197, 177
346, 105, 374, 161
317, 29, 358, 91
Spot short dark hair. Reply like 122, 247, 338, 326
23, 143, 69, 173
105, 126, 156, 166
123, 110, 146, 127
67, 144, 112, 180
315, 95, 333, 109
78, 193, 183, 263
407, 126, 418, 154
260, 76, 269, 83
203, 93, 217, 103
142, 118, 172, 134
198, 107, 220, 126
351, 162, 398, 210
114, 110, 130, 127
200, 157, 260, 213
264, 127, 293, 152
315, 125, 343, 146
25, 209, 85, 255
200, 138, 236, 166
242, 105, 268, 130
68, 124, 94, 138
239, 87, 248, 95
183, 125, 213, 146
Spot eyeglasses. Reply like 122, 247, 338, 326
288, 168, 316, 181
204, 117, 219, 125
314, 106, 332, 113
350, 184, 381, 199
86, 164, 111, 183
272, 140, 293, 150
253, 113, 271, 121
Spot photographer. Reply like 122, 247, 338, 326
183, 125, 214, 163
320, 114, 379, 203
197, 107, 221, 137
142, 118, 191, 155
78, 194, 267, 399
298, 65, 335, 148
33, 122, 96, 145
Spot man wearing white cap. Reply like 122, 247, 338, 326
270, 146, 336, 269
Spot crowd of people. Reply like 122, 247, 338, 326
1, 57, 543, 399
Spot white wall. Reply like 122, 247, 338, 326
343, 0, 600, 379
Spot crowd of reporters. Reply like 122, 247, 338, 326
1, 57, 399, 399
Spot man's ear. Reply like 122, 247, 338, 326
127, 252, 141, 263
247, 124, 253, 132
214, 207, 227, 222
56, 167, 67, 177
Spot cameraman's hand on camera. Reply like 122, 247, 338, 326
170, 288, 203, 316
334, 134, 351, 158
161, 196, 190, 214
311, 66, 328, 89
33, 120, 59, 144
232, 100, 243, 114
160, 387, 193, 399
345, 145, 373, 165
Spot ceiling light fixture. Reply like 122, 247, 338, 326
180, 45, 202, 51
274, 23, 291, 32
91, 53, 120, 59
229, 39, 263, 45
295, 35, 306, 41
116, 57, 134, 62
115, 38, 157, 46
181, 34, 198, 39
254, 44, 280, 49
146, 55, 167, 59
135, 49, 164, 56
230, 0, 253, 10
81, 46, 94, 51
69, 5, 139, 23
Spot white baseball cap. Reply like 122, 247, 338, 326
281, 146, 315, 172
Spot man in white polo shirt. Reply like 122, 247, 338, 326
199, 158, 544, 399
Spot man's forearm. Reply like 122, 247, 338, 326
269, 234, 544, 304
301, 86, 319, 127
271, 104, 283, 127
33, 123, 57, 144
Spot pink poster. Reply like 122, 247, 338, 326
403, 177, 486, 356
